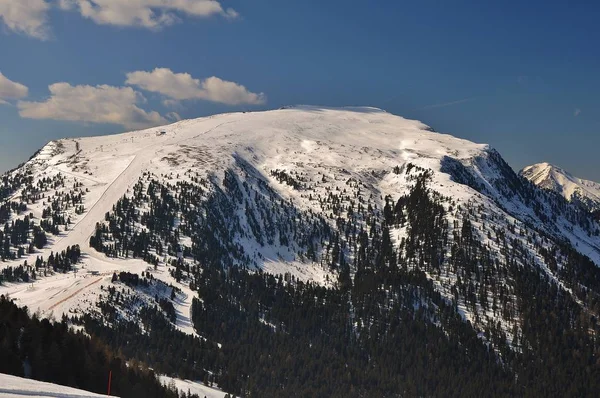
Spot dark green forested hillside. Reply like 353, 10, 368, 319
0, 295, 202, 398
71, 169, 600, 397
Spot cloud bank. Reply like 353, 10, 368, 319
0, 0, 237, 39
9, 68, 264, 130
126, 68, 266, 105
58, 0, 238, 29
18, 82, 167, 129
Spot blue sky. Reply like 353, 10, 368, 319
0, 0, 599, 180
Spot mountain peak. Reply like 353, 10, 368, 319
521, 162, 600, 211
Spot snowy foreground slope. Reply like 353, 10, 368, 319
0, 373, 114, 398
1, 105, 600, 384
521, 162, 600, 212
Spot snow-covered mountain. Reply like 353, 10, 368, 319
1, 104, 599, 335
521, 162, 600, 213
1, 106, 600, 396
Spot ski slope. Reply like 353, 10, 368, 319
0, 373, 114, 398
0, 256, 197, 335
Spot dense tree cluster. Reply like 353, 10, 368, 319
0, 245, 81, 284
90, 161, 333, 271
0, 295, 204, 398
1, 168, 86, 261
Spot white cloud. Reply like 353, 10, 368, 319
126, 68, 266, 105
0, 0, 50, 40
0, 71, 29, 104
0, 1, 236, 40
59, 0, 238, 29
574, 108, 581, 117
18, 82, 167, 129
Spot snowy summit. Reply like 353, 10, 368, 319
521, 162, 600, 212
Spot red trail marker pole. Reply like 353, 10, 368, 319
107, 370, 112, 396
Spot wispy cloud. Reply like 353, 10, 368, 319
574, 108, 581, 117
417, 97, 476, 111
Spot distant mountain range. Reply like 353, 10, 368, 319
521, 162, 600, 214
